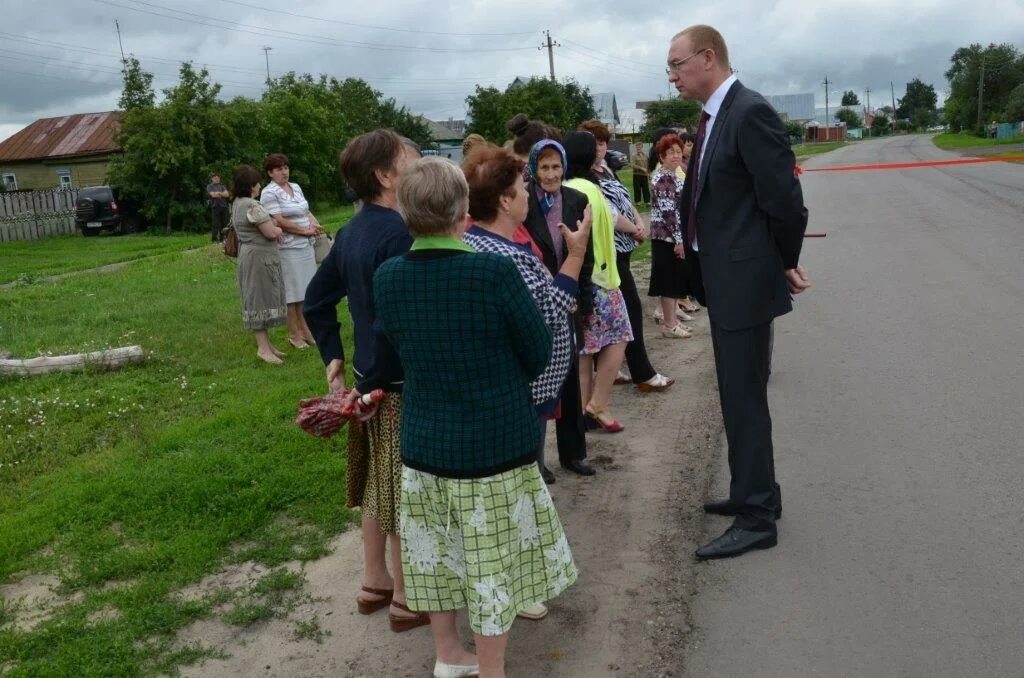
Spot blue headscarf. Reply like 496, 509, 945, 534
528, 139, 567, 214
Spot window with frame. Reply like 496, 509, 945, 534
1, 173, 16, 191
57, 170, 72, 189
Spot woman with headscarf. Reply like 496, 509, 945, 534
562, 131, 633, 433
522, 138, 598, 477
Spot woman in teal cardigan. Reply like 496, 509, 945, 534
351, 157, 579, 678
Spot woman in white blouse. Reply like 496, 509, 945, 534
260, 153, 323, 349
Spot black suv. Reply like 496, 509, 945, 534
74, 186, 145, 236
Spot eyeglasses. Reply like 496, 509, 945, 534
665, 49, 709, 74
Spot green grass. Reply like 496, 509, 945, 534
0, 232, 209, 286
932, 131, 1024, 150
792, 141, 848, 159
0, 232, 358, 673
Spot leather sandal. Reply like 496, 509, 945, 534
356, 586, 393, 615
389, 600, 430, 632
584, 404, 624, 433
636, 374, 675, 392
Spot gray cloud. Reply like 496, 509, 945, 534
1, 0, 1022, 139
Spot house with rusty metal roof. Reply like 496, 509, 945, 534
0, 112, 121, 192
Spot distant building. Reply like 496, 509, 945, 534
592, 93, 620, 130
0, 112, 121, 191
764, 93, 816, 123
419, 117, 465, 149
436, 119, 466, 135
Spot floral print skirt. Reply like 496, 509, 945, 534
399, 463, 579, 636
580, 285, 634, 355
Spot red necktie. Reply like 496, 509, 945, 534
687, 110, 711, 248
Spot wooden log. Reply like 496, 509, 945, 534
0, 345, 145, 376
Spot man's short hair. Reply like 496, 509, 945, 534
397, 157, 469, 238
673, 24, 730, 70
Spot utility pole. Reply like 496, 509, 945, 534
262, 45, 273, 82
115, 19, 126, 66
976, 57, 986, 134
822, 76, 831, 140
539, 30, 559, 82
864, 86, 872, 137
890, 81, 897, 134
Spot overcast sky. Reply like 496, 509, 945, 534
2, 0, 1023, 142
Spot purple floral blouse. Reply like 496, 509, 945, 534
649, 168, 685, 244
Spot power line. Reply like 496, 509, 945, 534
559, 43, 663, 78
209, 0, 538, 37
560, 38, 665, 70
91, 0, 539, 54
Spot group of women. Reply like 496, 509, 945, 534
231, 154, 325, 364
227, 116, 699, 677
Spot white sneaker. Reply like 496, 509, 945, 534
661, 323, 693, 339
434, 661, 480, 678
517, 602, 549, 620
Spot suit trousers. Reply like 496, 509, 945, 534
633, 173, 650, 204
709, 319, 779, 529
614, 250, 656, 384
555, 348, 588, 464
211, 204, 229, 242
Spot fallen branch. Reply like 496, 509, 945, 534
0, 345, 145, 376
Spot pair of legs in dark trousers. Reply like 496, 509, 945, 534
553, 350, 587, 465
615, 250, 657, 383
709, 319, 780, 530
633, 173, 650, 204
210, 205, 229, 242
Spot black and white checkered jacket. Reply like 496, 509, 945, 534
463, 226, 577, 407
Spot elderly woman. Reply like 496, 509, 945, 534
351, 157, 578, 678
563, 131, 633, 433
523, 139, 597, 476
648, 134, 693, 339
260, 153, 322, 349
303, 130, 425, 633
579, 119, 675, 393
462, 143, 591, 492
230, 165, 287, 364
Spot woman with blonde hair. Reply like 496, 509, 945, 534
351, 157, 578, 678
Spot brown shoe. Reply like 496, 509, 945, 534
635, 374, 675, 392
356, 586, 393, 615
389, 600, 430, 632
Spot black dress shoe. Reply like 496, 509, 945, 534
541, 465, 556, 484
695, 526, 777, 560
703, 499, 782, 520
561, 459, 596, 476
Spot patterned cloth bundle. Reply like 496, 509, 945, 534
295, 388, 385, 438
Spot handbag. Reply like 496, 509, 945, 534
222, 226, 239, 257
313, 232, 333, 265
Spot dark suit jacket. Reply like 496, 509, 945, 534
680, 80, 808, 331
524, 182, 595, 319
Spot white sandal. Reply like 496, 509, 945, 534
661, 323, 692, 339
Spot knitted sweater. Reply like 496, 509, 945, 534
358, 243, 553, 479
564, 177, 620, 290
462, 226, 577, 407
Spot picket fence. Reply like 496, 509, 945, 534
0, 189, 80, 243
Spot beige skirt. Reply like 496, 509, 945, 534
345, 393, 402, 534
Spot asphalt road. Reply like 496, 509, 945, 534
684, 135, 1024, 677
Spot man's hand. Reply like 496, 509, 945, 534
785, 265, 811, 294
326, 359, 345, 392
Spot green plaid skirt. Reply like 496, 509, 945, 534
400, 464, 578, 636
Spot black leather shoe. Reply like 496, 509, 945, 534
541, 466, 556, 485
561, 459, 596, 476
695, 526, 777, 560
703, 499, 782, 520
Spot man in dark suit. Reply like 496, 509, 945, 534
668, 25, 811, 559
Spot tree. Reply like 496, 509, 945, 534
464, 77, 596, 142
870, 114, 891, 136
119, 57, 154, 110
841, 90, 860, 106
638, 98, 701, 140
896, 78, 938, 129
944, 43, 1024, 133
109, 63, 232, 232
784, 120, 804, 142
1004, 83, 1024, 121
835, 107, 862, 129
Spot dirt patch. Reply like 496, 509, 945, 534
173, 561, 270, 605
0, 572, 85, 631
173, 302, 723, 677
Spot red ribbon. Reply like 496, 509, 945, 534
797, 155, 1024, 173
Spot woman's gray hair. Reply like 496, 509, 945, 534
397, 157, 469, 237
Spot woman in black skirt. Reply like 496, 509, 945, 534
647, 134, 692, 339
